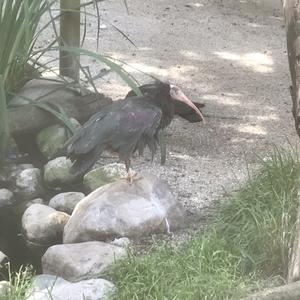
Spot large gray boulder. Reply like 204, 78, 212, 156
48, 192, 85, 215
27, 274, 114, 300
14, 168, 44, 200
42, 241, 125, 282
9, 79, 78, 106
22, 204, 70, 245
63, 174, 185, 243
44, 157, 77, 186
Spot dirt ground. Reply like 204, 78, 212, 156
43, 0, 296, 227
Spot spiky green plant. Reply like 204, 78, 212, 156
0, 264, 34, 300
0, 75, 8, 165
0, 0, 50, 163
0, 0, 50, 94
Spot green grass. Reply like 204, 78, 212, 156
106, 148, 300, 299
0, 265, 34, 300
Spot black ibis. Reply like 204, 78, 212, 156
66, 81, 205, 182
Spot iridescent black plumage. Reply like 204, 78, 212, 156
66, 82, 179, 176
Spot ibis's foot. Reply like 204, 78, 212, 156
121, 170, 141, 184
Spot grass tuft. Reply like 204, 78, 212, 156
0, 264, 33, 300
106, 147, 300, 299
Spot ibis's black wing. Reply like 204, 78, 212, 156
67, 97, 162, 175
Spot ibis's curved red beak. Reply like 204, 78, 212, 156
170, 85, 205, 124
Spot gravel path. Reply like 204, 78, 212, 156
43, 0, 295, 224
80, 0, 294, 221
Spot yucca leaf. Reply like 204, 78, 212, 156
0, 74, 9, 165
0, 0, 49, 94
53, 46, 142, 96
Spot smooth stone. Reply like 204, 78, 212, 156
22, 204, 70, 245
42, 241, 125, 282
64, 173, 185, 243
44, 157, 77, 186
36, 118, 81, 160
27, 274, 114, 300
83, 163, 126, 192
15, 168, 44, 200
48, 192, 85, 215
10, 79, 78, 106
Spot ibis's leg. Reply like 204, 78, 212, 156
122, 159, 140, 184
158, 130, 167, 165
124, 159, 130, 173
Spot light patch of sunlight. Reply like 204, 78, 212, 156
100, 80, 132, 99
215, 51, 274, 73
222, 92, 242, 97
247, 23, 262, 28
180, 50, 204, 60
238, 124, 267, 135
125, 62, 198, 80
250, 114, 279, 121
43, 69, 60, 78
106, 52, 199, 82
188, 2, 204, 7
231, 137, 255, 143
138, 47, 153, 51
202, 94, 241, 106
170, 153, 192, 160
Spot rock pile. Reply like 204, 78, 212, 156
0, 79, 187, 299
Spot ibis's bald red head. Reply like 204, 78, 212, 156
169, 85, 205, 124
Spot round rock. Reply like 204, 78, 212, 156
44, 157, 77, 186
42, 241, 125, 282
27, 274, 115, 300
83, 163, 127, 192
15, 168, 44, 200
22, 204, 70, 245
49, 192, 85, 214
36, 118, 80, 160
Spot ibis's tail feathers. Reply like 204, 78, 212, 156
69, 146, 104, 177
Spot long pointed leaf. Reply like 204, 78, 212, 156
54, 46, 142, 96
0, 75, 9, 165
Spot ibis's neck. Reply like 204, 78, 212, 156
150, 97, 175, 129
